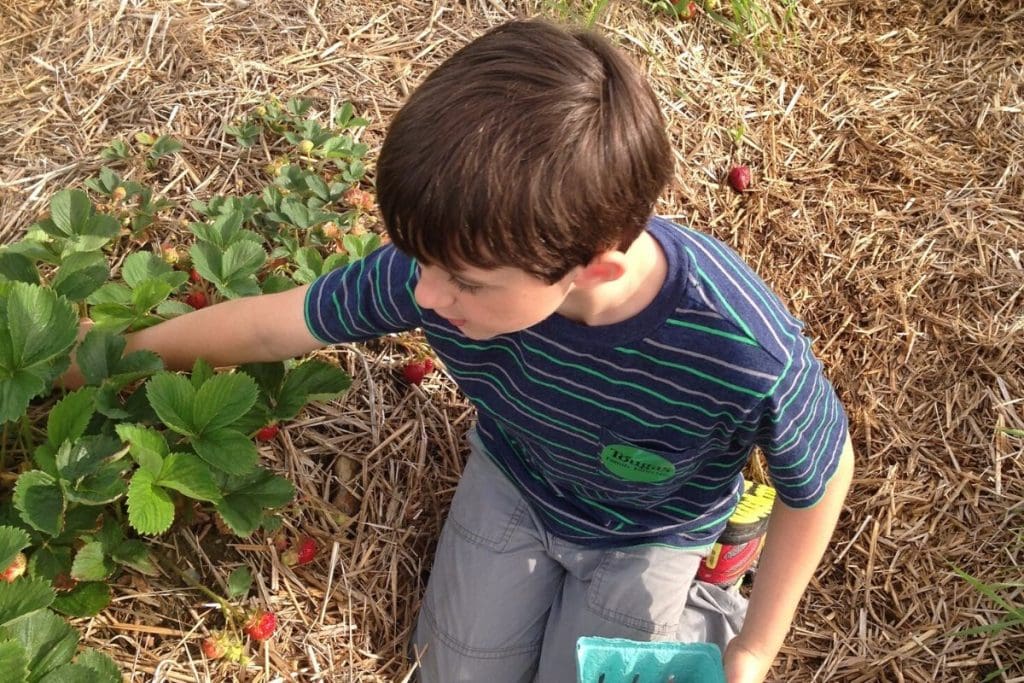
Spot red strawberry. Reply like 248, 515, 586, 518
283, 536, 317, 566
185, 290, 208, 309
255, 424, 279, 441
243, 610, 277, 642
401, 357, 435, 385
189, 268, 203, 284
1, 553, 26, 582
728, 165, 752, 192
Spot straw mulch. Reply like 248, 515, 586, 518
1, 0, 1022, 681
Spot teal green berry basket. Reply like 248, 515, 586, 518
576, 637, 726, 683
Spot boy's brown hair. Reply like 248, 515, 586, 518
377, 19, 672, 284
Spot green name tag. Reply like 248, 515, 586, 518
600, 444, 676, 483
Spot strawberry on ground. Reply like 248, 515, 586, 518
255, 424, 279, 441
728, 165, 752, 192
202, 636, 225, 659
1, 553, 26, 582
401, 357, 435, 385
283, 536, 317, 566
244, 610, 277, 642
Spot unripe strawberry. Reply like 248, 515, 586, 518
243, 610, 277, 642
674, 0, 698, 18
1, 553, 26, 582
255, 424, 279, 441
160, 243, 180, 265
111, 186, 127, 203
401, 357, 435, 385
728, 165, 752, 192
298, 139, 315, 154
185, 290, 208, 309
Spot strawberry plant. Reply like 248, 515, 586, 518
0, 96, 380, 676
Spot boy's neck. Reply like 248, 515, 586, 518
557, 231, 668, 327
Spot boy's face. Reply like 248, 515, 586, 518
414, 262, 577, 339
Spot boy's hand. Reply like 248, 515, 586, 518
723, 636, 772, 683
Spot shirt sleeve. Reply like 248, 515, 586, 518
304, 244, 423, 344
755, 339, 849, 508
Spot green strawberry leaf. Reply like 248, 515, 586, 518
84, 304, 136, 334
275, 359, 351, 420
191, 429, 258, 475
193, 372, 257, 434
189, 358, 215, 391
157, 454, 221, 502
115, 424, 167, 474
227, 566, 252, 599
51, 582, 111, 618
130, 279, 173, 312
215, 469, 294, 537
12, 471, 65, 537
63, 463, 128, 506
0, 282, 78, 423
239, 362, 286, 397
190, 211, 243, 251
0, 250, 39, 286
0, 526, 31, 575
49, 252, 108, 302
85, 282, 131, 306
38, 662, 100, 683
0, 609, 75, 679
27, 546, 72, 583
70, 542, 114, 582
0, 640, 29, 683
121, 252, 172, 288
73, 649, 120, 683
126, 470, 174, 535
46, 388, 97, 448
41, 190, 120, 255
0, 579, 56, 628
145, 372, 196, 436
109, 540, 157, 576
54, 434, 121, 482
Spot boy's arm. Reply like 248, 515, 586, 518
723, 435, 855, 683
63, 285, 324, 388
125, 284, 323, 370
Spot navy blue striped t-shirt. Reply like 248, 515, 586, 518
304, 217, 848, 549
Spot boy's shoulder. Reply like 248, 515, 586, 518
649, 217, 809, 368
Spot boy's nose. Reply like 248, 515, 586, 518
414, 267, 455, 311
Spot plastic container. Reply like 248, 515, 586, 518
576, 636, 726, 683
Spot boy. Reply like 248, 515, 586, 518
72, 19, 853, 683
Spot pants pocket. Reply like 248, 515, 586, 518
447, 452, 529, 552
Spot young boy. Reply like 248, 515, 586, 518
76, 19, 852, 683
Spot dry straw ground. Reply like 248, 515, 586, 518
1, 0, 1023, 681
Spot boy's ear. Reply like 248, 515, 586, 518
572, 252, 626, 289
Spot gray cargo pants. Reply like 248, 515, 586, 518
411, 436, 747, 683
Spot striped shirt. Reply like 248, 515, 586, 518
305, 217, 848, 549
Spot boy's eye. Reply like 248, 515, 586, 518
450, 276, 482, 294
